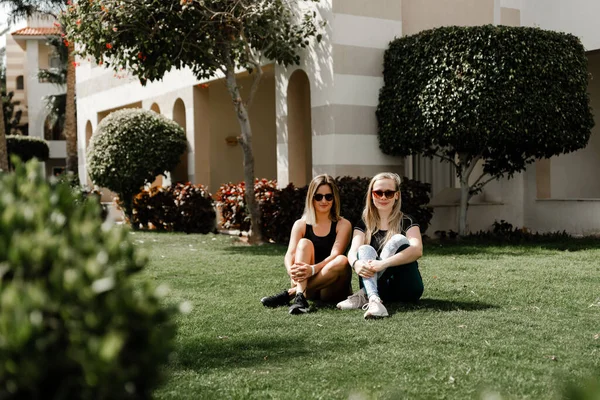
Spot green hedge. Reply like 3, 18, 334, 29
0, 160, 177, 398
377, 25, 594, 176
130, 183, 216, 234
6, 135, 49, 164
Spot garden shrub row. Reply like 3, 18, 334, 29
6, 135, 50, 165
216, 176, 433, 244
127, 176, 432, 241
129, 182, 216, 234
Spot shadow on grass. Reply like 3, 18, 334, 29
175, 336, 317, 371
425, 238, 600, 256
312, 298, 496, 315
387, 298, 497, 314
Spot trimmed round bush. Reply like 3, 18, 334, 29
0, 159, 177, 399
87, 109, 187, 222
6, 134, 50, 164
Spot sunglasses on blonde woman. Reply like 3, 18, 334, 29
314, 193, 334, 202
372, 190, 397, 199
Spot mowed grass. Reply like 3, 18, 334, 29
129, 231, 600, 399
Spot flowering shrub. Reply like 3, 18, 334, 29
215, 179, 278, 232
130, 186, 177, 231
261, 183, 307, 244
129, 183, 215, 234
172, 183, 216, 234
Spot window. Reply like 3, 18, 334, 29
16, 76, 24, 90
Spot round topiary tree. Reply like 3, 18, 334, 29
87, 108, 187, 223
0, 159, 177, 399
377, 25, 595, 235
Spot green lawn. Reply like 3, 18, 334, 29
130, 232, 600, 399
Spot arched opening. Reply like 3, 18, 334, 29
150, 103, 160, 114
85, 120, 93, 147
85, 121, 94, 186
287, 70, 312, 186
171, 98, 189, 183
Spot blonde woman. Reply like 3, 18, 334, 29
337, 172, 424, 319
261, 174, 352, 314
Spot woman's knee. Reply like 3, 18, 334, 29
358, 245, 377, 260
323, 255, 349, 274
297, 238, 314, 252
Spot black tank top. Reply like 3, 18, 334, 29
304, 221, 337, 263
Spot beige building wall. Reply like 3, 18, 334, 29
402, 0, 494, 36
550, 51, 600, 199
521, 0, 600, 52
275, 0, 405, 187
208, 70, 277, 190
4, 33, 28, 127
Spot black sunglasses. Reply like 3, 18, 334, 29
313, 193, 334, 202
372, 190, 397, 199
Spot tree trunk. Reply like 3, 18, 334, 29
0, 98, 8, 171
458, 170, 469, 236
224, 66, 264, 244
457, 154, 481, 236
65, 43, 78, 174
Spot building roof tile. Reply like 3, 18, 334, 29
12, 27, 61, 36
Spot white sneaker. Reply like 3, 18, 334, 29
336, 288, 368, 310
363, 296, 389, 319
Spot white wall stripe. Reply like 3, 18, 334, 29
332, 74, 383, 107
333, 13, 402, 50
313, 134, 402, 166
501, 0, 522, 9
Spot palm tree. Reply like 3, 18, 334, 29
0, 45, 8, 170
1, 0, 78, 173
38, 35, 67, 140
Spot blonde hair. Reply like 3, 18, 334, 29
302, 174, 341, 225
362, 172, 403, 249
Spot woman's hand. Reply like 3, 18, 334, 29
365, 259, 386, 272
354, 261, 376, 278
290, 262, 312, 282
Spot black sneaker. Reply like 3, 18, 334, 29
261, 290, 291, 308
289, 292, 310, 315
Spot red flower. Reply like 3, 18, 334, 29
63, 40, 69, 47
76, 19, 81, 25
66, 0, 71, 4
106, 43, 113, 49
53, 22, 61, 27
137, 52, 143, 59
